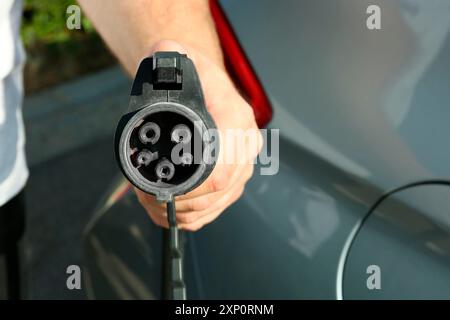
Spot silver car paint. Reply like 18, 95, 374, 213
344, 184, 450, 299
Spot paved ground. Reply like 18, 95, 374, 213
21, 67, 130, 299
23, 137, 116, 299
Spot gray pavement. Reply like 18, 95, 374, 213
21, 67, 130, 299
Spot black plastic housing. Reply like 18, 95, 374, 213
115, 52, 219, 202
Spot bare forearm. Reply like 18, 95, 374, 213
78, 0, 223, 75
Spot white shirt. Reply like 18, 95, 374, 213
0, 0, 28, 206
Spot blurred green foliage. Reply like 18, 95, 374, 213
21, 0, 95, 47
21, 0, 115, 94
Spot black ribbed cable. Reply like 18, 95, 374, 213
166, 200, 186, 300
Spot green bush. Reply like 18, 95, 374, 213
21, 0, 95, 47
21, 0, 116, 94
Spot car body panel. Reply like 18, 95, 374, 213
83, 178, 163, 299
344, 184, 450, 299
221, 0, 450, 189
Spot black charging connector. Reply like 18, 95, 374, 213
115, 52, 219, 300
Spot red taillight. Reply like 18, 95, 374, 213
209, 0, 273, 128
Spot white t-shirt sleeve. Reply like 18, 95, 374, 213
0, 0, 28, 206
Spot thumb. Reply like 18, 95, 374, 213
149, 39, 188, 56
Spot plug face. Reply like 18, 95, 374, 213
117, 102, 217, 201
116, 52, 218, 201
126, 107, 202, 186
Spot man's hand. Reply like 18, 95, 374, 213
135, 40, 262, 231
78, 0, 262, 231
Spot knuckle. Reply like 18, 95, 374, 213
189, 196, 210, 212
246, 128, 263, 160
177, 213, 198, 224
246, 165, 255, 179
238, 186, 246, 198
243, 114, 255, 130
243, 105, 256, 125
231, 187, 245, 204
210, 173, 229, 193
256, 130, 264, 153
240, 165, 254, 184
